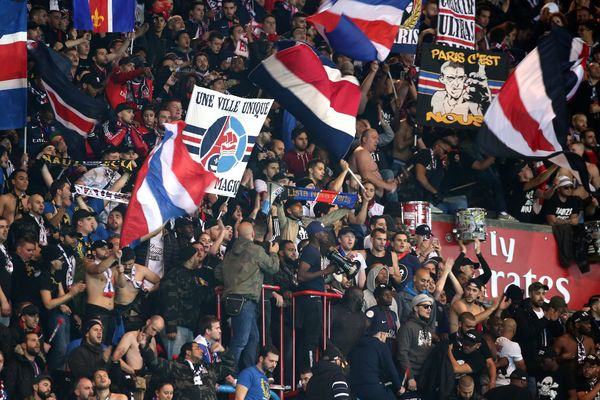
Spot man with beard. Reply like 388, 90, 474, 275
296, 221, 338, 370
349, 129, 397, 198
91, 368, 127, 400
10, 236, 40, 307
576, 354, 600, 399
29, 375, 54, 400
235, 345, 279, 399
112, 315, 165, 375
138, 334, 235, 400
449, 278, 506, 334
5, 332, 46, 399
277, 198, 349, 244
553, 311, 595, 368
535, 347, 576, 400
18, 194, 52, 247
114, 247, 160, 331
67, 319, 112, 382
0, 169, 29, 224
397, 294, 434, 394
366, 286, 399, 353
283, 127, 314, 177
72, 377, 94, 400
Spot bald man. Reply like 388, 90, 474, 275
215, 222, 279, 369
349, 128, 397, 197
112, 315, 165, 375
398, 268, 437, 330
495, 318, 526, 387
17, 193, 51, 246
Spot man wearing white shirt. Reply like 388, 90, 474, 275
496, 318, 526, 386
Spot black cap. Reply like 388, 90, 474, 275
41, 245, 65, 262
118, 56, 135, 66
115, 102, 135, 114
504, 284, 524, 303
462, 329, 483, 344
537, 347, 557, 359
373, 284, 393, 298
20, 303, 40, 316
82, 318, 103, 335
571, 311, 593, 324
313, 202, 333, 218
27, 21, 40, 30
81, 72, 104, 89
179, 246, 198, 264
415, 224, 432, 237
72, 209, 96, 225
466, 277, 484, 289
33, 374, 53, 385
91, 240, 113, 250
584, 354, 600, 366
529, 282, 549, 292
174, 217, 193, 230
338, 226, 355, 237
509, 368, 528, 381
460, 257, 480, 268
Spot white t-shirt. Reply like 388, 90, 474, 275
495, 336, 524, 386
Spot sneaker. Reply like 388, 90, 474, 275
498, 212, 517, 221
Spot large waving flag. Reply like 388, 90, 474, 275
0, 0, 27, 130
28, 42, 110, 159
73, 0, 136, 33
477, 28, 590, 185
121, 121, 216, 247
249, 42, 360, 159
307, 0, 410, 61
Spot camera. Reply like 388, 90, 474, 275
326, 250, 360, 280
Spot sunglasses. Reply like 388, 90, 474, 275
418, 304, 433, 309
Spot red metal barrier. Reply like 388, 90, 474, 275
291, 290, 343, 392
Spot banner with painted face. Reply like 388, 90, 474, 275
416, 43, 508, 129
185, 86, 273, 197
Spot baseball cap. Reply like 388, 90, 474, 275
583, 354, 600, 366
411, 293, 433, 309
460, 257, 480, 268
306, 221, 326, 236
338, 226, 356, 237
33, 374, 53, 385
41, 245, 65, 262
537, 347, 557, 359
556, 175, 574, 188
72, 209, 96, 225
20, 303, 40, 316
466, 277, 484, 289
118, 56, 135, 66
548, 296, 567, 310
529, 282, 549, 292
415, 224, 433, 238
81, 72, 104, 89
373, 284, 393, 298
91, 240, 113, 251
462, 329, 483, 344
509, 368, 528, 381
504, 284, 524, 303
115, 102, 135, 114
571, 311, 593, 324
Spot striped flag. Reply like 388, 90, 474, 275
477, 28, 590, 185
0, 0, 27, 130
73, 0, 136, 33
28, 41, 110, 159
308, 0, 410, 61
249, 42, 360, 160
121, 121, 216, 247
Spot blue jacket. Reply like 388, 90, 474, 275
348, 336, 402, 392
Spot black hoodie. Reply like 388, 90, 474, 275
305, 360, 352, 400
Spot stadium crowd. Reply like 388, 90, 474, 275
0, 0, 600, 399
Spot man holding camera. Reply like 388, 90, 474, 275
296, 221, 337, 370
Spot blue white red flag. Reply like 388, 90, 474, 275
307, 0, 410, 61
73, 0, 136, 33
0, 0, 27, 130
249, 42, 360, 160
121, 121, 216, 247
477, 28, 590, 186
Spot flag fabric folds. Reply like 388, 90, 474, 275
249, 42, 360, 160
121, 121, 216, 247
73, 0, 136, 33
307, 0, 410, 61
0, 0, 27, 130
477, 28, 589, 159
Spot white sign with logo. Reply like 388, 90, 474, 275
185, 86, 273, 197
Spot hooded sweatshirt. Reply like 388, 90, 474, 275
348, 335, 402, 391
397, 312, 434, 380
363, 265, 400, 327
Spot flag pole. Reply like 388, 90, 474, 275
387, 70, 398, 99
347, 168, 366, 192
23, 125, 27, 155
216, 197, 230, 219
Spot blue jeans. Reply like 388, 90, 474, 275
229, 299, 259, 370
166, 326, 194, 360
43, 309, 71, 370
435, 195, 468, 214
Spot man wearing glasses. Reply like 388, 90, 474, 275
543, 176, 582, 226
397, 294, 435, 394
